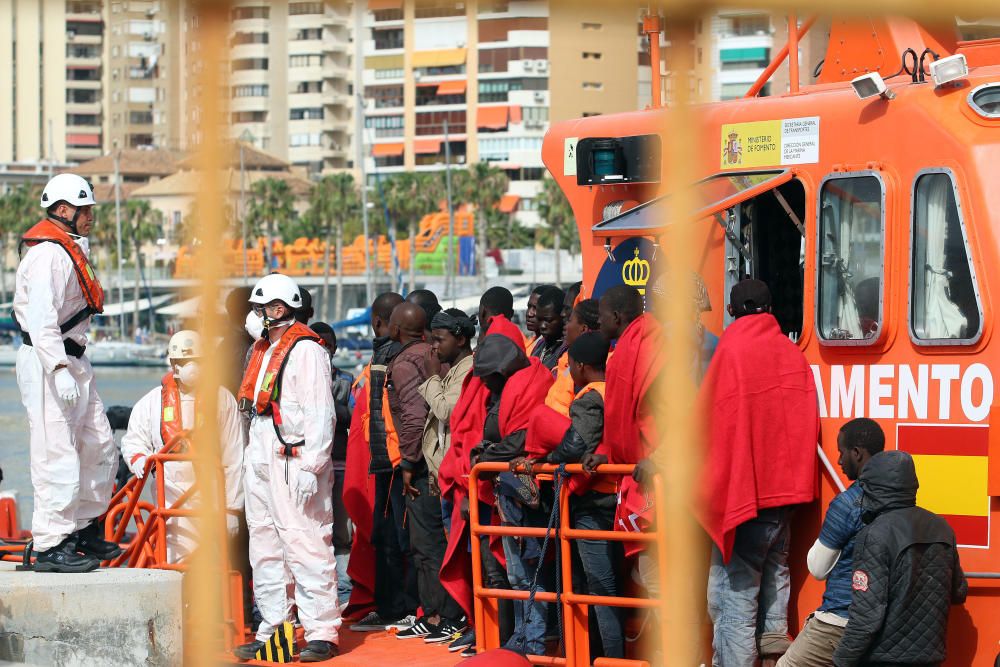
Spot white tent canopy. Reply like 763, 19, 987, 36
98, 294, 174, 317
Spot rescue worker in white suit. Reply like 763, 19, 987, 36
14, 173, 121, 573
234, 273, 341, 663
120, 330, 245, 563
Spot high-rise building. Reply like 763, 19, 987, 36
104, 0, 183, 151
360, 0, 651, 227
0, 0, 106, 165
225, 0, 354, 176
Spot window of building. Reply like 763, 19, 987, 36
294, 28, 323, 40
582, 112, 600, 117
128, 111, 154, 125
365, 115, 404, 137
720, 47, 770, 71
294, 81, 323, 93
582, 81, 603, 90
290, 107, 324, 120
290, 132, 323, 147
415, 110, 466, 135
66, 88, 100, 104
233, 111, 268, 123
416, 85, 465, 107
232, 6, 269, 20
289, 2, 323, 16
478, 135, 543, 160
415, 0, 465, 19
290, 54, 324, 67
522, 106, 547, 125
232, 31, 269, 45
718, 14, 770, 38
67, 68, 101, 82
372, 7, 404, 21
374, 154, 405, 168
582, 22, 602, 30
368, 85, 404, 108
232, 58, 269, 72
910, 171, 982, 343
503, 166, 545, 181
67, 114, 99, 126
817, 174, 884, 343
128, 134, 153, 148
374, 28, 404, 50
233, 84, 270, 98
582, 51, 602, 60
478, 17, 548, 42
375, 68, 405, 79
477, 77, 546, 102
478, 46, 548, 73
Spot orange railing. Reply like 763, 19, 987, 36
469, 462, 668, 667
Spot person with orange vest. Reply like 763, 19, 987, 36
14, 174, 121, 573
233, 273, 340, 663
119, 331, 244, 563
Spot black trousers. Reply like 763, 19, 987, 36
405, 464, 465, 621
372, 469, 418, 620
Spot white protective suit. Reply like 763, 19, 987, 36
13, 241, 116, 551
120, 385, 245, 562
245, 337, 341, 643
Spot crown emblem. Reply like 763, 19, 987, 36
728, 131, 739, 140
622, 248, 651, 295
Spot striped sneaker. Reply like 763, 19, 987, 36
395, 616, 438, 640
425, 618, 467, 644
385, 614, 418, 632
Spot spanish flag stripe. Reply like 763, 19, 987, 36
897, 424, 988, 457
910, 454, 988, 517
938, 514, 990, 546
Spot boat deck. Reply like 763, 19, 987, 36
227, 628, 463, 666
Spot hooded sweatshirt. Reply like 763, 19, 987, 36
834, 451, 968, 667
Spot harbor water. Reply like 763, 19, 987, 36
0, 365, 165, 524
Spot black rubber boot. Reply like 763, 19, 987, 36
73, 521, 123, 560
299, 640, 339, 662
232, 640, 266, 661
33, 538, 99, 573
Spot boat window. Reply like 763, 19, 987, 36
910, 171, 982, 343
817, 174, 884, 344
968, 83, 1000, 118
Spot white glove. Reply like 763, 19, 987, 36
53, 367, 80, 407
226, 513, 240, 538
130, 455, 148, 479
294, 469, 318, 507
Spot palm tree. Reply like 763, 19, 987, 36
456, 163, 508, 291
123, 200, 162, 333
246, 178, 295, 271
307, 173, 361, 321
0, 185, 39, 305
535, 175, 577, 287
378, 172, 444, 293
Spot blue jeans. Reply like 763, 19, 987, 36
571, 493, 624, 659
497, 493, 550, 656
708, 507, 791, 667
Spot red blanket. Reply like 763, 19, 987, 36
600, 314, 664, 464
439, 315, 526, 622
697, 313, 818, 562
342, 374, 376, 617
501, 359, 555, 446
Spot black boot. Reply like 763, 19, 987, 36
232, 640, 266, 661
300, 640, 339, 662
33, 538, 99, 573
73, 521, 123, 560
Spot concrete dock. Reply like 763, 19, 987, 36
0, 561, 182, 666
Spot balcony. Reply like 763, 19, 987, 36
66, 55, 102, 69
65, 79, 102, 90
66, 101, 102, 115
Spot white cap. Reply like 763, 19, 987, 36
167, 330, 202, 360
40, 173, 96, 209
249, 273, 302, 308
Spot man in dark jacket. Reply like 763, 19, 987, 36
834, 450, 968, 667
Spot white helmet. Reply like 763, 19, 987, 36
167, 330, 202, 360
40, 173, 96, 210
249, 273, 302, 308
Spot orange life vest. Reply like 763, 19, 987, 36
159, 371, 192, 448
22, 219, 105, 315
544, 352, 575, 417
238, 321, 321, 416
572, 381, 617, 495
356, 363, 402, 468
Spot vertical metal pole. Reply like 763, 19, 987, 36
114, 151, 125, 340
355, 1, 373, 308
444, 118, 455, 304
788, 13, 800, 94
644, 14, 664, 108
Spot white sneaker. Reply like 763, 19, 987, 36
385, 614, 417, 631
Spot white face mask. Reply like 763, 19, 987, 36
176, 362, 200, 388
245, 311, 265, 340
72, 236, 91, 258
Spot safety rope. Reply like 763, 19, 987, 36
516, 463, 569, 655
